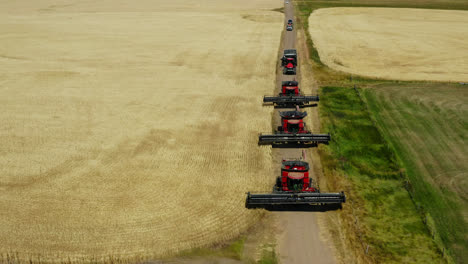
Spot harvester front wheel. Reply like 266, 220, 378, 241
274, 177, 282, 192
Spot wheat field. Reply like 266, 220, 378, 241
308, 7, 468, 82
0, 0, 282, 261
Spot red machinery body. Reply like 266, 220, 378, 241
259, 110, 330, 145
246, 160, 345, 208
281, 50, 297, 66
282, 81, 300, 95
279, 110, 308, 134
278, 161, 317, 193
285, 61, 295, 69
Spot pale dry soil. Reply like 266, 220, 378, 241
0, 0, 283, 261
308, 7, 468, 82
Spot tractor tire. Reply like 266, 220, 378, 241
272, 177, 282, 193
276, 176, 281, 188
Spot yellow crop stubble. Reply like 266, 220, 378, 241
0, 0, 282, 261
308, 7, 468, 82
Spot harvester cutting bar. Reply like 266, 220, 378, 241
263, 95, 319, 104
246, 192, 345, 206
258, 133, 330, 144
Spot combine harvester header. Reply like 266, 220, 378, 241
258, 110, 330, 146
263, 81, 319, 107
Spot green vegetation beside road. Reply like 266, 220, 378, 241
364, 84, 468, 263
320, 86, 445, 263
177, 236, 246, 260
257, 246, 278, 264
176, 238, 278, 264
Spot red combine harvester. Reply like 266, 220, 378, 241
263, 81, 319, 107
281, 49, 297, 75
281, 49, 297, 66
258, 110, 330, 145
283, 61, 296, 75
246, 160, 345, 208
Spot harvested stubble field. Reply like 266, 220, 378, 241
0, 0, 283, 261
308, 7, 468, 82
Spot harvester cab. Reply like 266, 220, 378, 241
258, 110, 331, 146
246, 160, 345, 208
263, 81, 320, 107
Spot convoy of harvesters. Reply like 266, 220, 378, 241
245, 16, 346, 209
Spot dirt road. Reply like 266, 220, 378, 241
272, 2, 337, 264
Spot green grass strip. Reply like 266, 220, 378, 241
320, 86, 445, 263
364, 87, 467, 263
